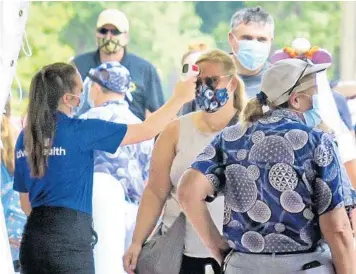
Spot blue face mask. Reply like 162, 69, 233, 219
195, 84, 229, 113
303, 94, 322, 128
232, 39, 270, 71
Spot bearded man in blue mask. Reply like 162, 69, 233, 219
180, 6, 274, 115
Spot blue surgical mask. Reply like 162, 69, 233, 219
303, 94, 322, 128
195, 84, 229, 113
232, 38, 270, 71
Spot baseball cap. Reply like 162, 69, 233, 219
97, 9, 129, 33
88, 61, 133, 101
261, 58, 331, 106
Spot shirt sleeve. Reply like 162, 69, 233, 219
76, 118, 128, 154
313, 133, 349, 215
190, 133, 227, 194
13, 131, 28, 193
145, 65, 165, 112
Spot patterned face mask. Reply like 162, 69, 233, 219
97, 37, 122, 54
195, 76, 232, 113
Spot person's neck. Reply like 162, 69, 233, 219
57, 105, 71, 116
234, 56, 263, 77
96, 93, 126, 106
99, 47, 125, 63
195, 101, 237, 133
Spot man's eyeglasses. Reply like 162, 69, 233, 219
97, 28, 122, 36
196, 75, 232, 90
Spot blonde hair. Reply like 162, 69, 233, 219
1, 102, 16, 174
240, 74, 316, 126
181, 42, 210, 65
239, 98, 265, 126
196, 49, 247, 114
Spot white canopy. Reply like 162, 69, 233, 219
0, 1, 29, 273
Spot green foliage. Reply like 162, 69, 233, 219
12, 1, 343, 114
244, 1, 341, 78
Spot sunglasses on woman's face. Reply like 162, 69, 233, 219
196, 75, 232, 90
97, 28, 122, 36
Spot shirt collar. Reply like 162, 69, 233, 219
56, 111, 71, 120
99, 99, 129, 108
270, 108, 304, 124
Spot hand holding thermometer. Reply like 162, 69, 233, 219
181, 63, 200, 81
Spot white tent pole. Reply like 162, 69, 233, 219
0, 1, 29, 273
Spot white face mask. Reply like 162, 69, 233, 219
66, 93, 81, 117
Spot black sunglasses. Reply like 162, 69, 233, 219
97, 28, 122, 36
196, 75, 232, 90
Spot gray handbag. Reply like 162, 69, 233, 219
136, 212, 186, 274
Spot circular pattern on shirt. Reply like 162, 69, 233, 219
236, 149, 248, 160
263, 233, 305, 253
274, 223, 286, 233
247, 165, 260, 181
259, 115, 283, 124
223, 204, 231, 225
196, 145, 216, 161
303, 160, 316, 182
303, 208, 315, 220
302, 173, 313, 194
206, 174, 220, 190
314, 144, 333, 167
269, 163, 298, 192
314, 178, 332, 215
247, 200, 271, 223
280, 190, 305, 213
222, 124, 247, 142
323, 162, 338, 181
249, 136, 295, 165
300, 227, 313, 246
241, 231, 265, 253
225, 164, 258, 212
227, 220, 243, 228
284, 129, 309, 150
252, 131, 265, 144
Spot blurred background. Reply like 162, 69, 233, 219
10, 1, 356, 116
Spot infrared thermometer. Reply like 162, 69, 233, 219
181, 63, 200, 81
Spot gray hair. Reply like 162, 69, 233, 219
230, 6, 274, 34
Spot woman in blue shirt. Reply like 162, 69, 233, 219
13, 62, 196, 274
177, 59, 356, 273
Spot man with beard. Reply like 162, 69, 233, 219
72, 9, 164, 121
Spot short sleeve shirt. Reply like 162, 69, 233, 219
73, 51, 165, 120
80, 100, 153, 204
191, 109, 356, 253
13, 112, 127, 215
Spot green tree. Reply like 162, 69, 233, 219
245, 1, 341, 78
14, 1, 213, 109
195, 1, 245, 50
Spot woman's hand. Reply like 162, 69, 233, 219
123, 242, 142, 274
210, 237, 231, 265
171, 77, 197, 104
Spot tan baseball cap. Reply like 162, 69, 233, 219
97, 9, 129, 33
261, 58, 331, 106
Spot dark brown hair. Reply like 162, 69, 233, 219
25, 63, 77, 178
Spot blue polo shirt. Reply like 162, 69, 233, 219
13, 112, 127, 215
73, 50, 164, 120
